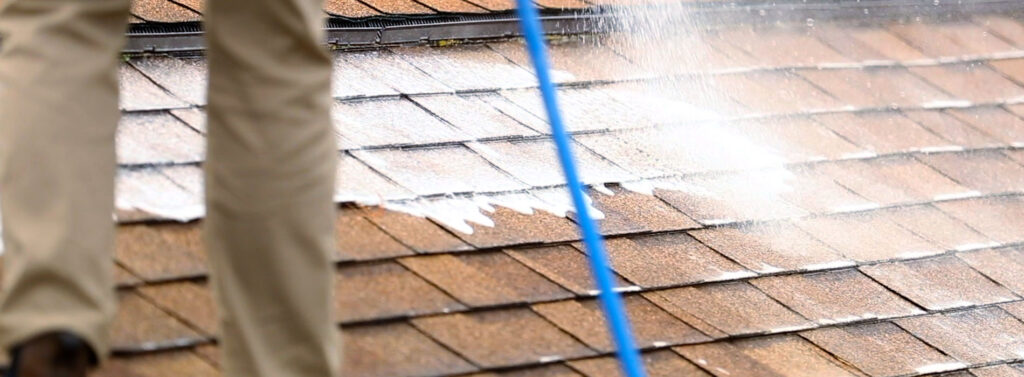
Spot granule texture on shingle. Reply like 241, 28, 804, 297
139, 282, 217, 335
116, 169, 201, 222
332, 98, 465, 148
410, 94, 538, 139
488, 39, 639, 83
587, 185, 700, 235
795, 211, 941, 262
533, 295, 709, 352
895, 307, 1024, 364
567, 350, 710, 377
650, 281, 811, 336
358, 0, 434, 14
415, 0, 488, 13
335, 154, 415, 202
94, 351, 219, 377
342, 322, 477, 377
339, 49, 452, 94
879, 205, 993, 251
860, 256, 1018, 311
949, 107, 1024, 145
112, 292, 203, 351
169, 107, 206, 134
131, 57, 207, 105
716, 26, 849, 67
814, 157, 957, 205
957, 247, 1024, 296
602, 233, 750, 288
731, 117, 863, 162
505, 245, 632, 295
919, 150, 1024, 194
445, 205, 581, 248
910, 63, 1024, 104
412, 308, 595, 368
751, 269, 923, 324
119, 64, 189, 111
335, 261, 465, 323
360, 207, 471, 253
467, 139, 633, 187
399, 252, 572, 307
688, 220, 849, 273
468, 363, 583, 377
902, 109, 1001, 148
335, 211, 415, 261
117, 112, 205, 165
130, 0, 200, 23
501, 88, 658, 132
812, 112, 950, 154
773, 167, 875, 214
115, 223, 207, 282
353, 146, 527, 197
936, 196, 1024, 243
396, 45, 536, 91
675, 335, 861, 377
972, 364, 1024, 377
801, 322, 960, 377
330, 54, 398, 99
323, 0, 382, 17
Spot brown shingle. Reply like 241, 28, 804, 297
568, 350, 710, 377
336, 211, 415, 261
910, 63, 1024, 104
446, 205, 580, 248
412, 308, 596, 368
976, 15, 1024, 47
650, 281, 812, 336
466, 139, 633, 188
461, 0, 514, 11
933, 22, 1018, 55
360, 207, 471, 253
890, 22, 999, 57
397, 45, 536, 91
801, 322, 961, 377
468, 364, 582, 377
534, 295, 709, 352
848, 27, 927, 61
902, 109, 1001, 148
819, 155, 968, 203
715, 73, 839, 115
689, 220, 850, 273
812, 112, 950, 154
810, 68, 954, 108
795, 211, 941, 262
919, 150, 1024, 193
812, 25, 896, 61
860, 256, 1018, 310
505, 245, 633, 295
488, 39, 639, 84
336, 261, 465, 323
358, 0, 434, 14
399, 252, 571, 307
501, 88, 657, 132
352, 146, 526, 196
675, 335, 861, 377
776, 167, 875, 214
139, 282, 217, 336
654, 173, 808, 225
342, 322, 477, 377
957, 247, 1024, 296
324, 0, 382, 18
717, 27, 848, 66
972, 364, 1024, 377
896, 307, 1024, 364
116, 223, 207, 282
410, 94, 539, 139
130, 0, 200, 23
415, 0, 486, 13
1002, 301, 1024, 322
587, 185, 699, 235
936, 196, 1024, 243
949, 107, 1024, 145
113, 292, 203, 351
94, 351, 219, 377
331, 53, 398, 99
751, 269, 923, 324
534, 0, 588, 10
990, 59, 1024, 87
732, 117, 863, 162
880, 205, 993, 251
604, 233, 751, 288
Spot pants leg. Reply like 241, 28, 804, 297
0, 0, 128, 361
203, 0, 339, 375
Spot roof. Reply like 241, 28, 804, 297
14, 1, 1024, 376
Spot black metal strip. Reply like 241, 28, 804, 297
123, 0, 1024, 54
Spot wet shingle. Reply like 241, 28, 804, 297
335, 211, 415, 261
467, 139, 633, 188
896, 307, 1024, 364
732, 118, 863, 163
776, 167, 875, 214
847, 27, 928, 61
816, 156, 969, 205
489, 39, 639, 83
910, 63, 1024, 104
335, 153, 415, 203
568, 350, 710, 377
113, 292, 203, 351
902, 109, 1002, 148
588, 185, 700, 235
446, 205, 580, 248
904, 21, 1016, 56
501, 88, 657, 132
360, 207, 471, 253
94, 351, 219, 377
399, 252, 571, 307
330, 54, 398, 99
139, 282, 216, 336
936, 196, 1024, 244
751, 269, 923, 324
948, 107, 1024, 145
654, 172, 808, 225
919, 150, 1024, 193
796, 211, 941, 262
976, 15, 1024, 47
604, 233, 751, 288
396, 45, 536, 91
534, 295, 709, 352
410, 94, 538, 139
675, 335, 861, 377
353, 146, 526, 196
812, 112, 950, 154
860, 256, 1018, 310
879, 205, 993, 251
718, 27, 848, 66
120, 64, 189, 111
505, 245, 633, 295
339, 50, 452, 94
343, 322, 477, 377
116, 223, 207, 282
117, 112, 205, 165
957, 247, 1024, 296
131, 57, 207, 105
336, 261, 465, 323
333, 98, 464, 148
469, 364, 582, 377
802, 322, 961, 377
412, 308, 595, 368
689, 220, 850, 273
650, 281, 812, 336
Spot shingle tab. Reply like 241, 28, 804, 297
796, 211, 941, 262
342, 322, 477, 377
95, 351, 219, 377
751, 269, 923, 324
131, 57, 207, 106
117, 112, 205, 165
879, 205, 993, 251
816, 156, 969, 205
588, 185, 700, 235
360, 207, 471, 253
335, 211, 415, 261
910, 63, 1024, 104
534, 295, 709, 352
353, 146, 527, 196
957, 247, 1024, 296
488, 39, 639, 83
568, 350, 710, 377
324, 0, 382, 18
689, 220, 850, 273
120, 64, 189, 111
333, 98, 465, 148
651, 281, 812, 336
860, 256, 1018, 310
972, 364, 1024, 377
410, 94, 539, 139
446, 205, 580, 248
130, 0, 200, 23
718, 27, 848, 66
812, 112, 950, 154
339, 50, 452, 95
467, 139, 633, 187
936, 196, 1024, 244
399, 252, 571, 307
412, 308, 595, 368
654, 172, 808, 225
336, 261, 465, 322
113, 292, 203, 351
675, 335, 862, 377
801, 322, 961, 377
116, 223, 207, 282
847, 27, 928, 61
139, 282, 216, 336
732, 118, 863, 163
604, 233, 751, 288
896, 307, 1024, 364
949, 107, 1024, 145
505, 245, 633, 295
919, 150, 1024, 193
396, 45, 536, 91
902, 110, 1002, 148
335, 153, 415, 203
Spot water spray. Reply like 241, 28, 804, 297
513, 4, 648, 377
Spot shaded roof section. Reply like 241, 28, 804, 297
12, 3, 1024, 377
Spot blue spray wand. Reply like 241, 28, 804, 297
513, 5, 647, 377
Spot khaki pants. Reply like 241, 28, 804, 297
0, 0, 341, 375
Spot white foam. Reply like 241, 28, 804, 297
832, 203, 881, 213
914, 362, 967, 374
918, 145, 965, 153
538, 355, 563, 364
954, 242, 1002, 251
711, 270, 758, 281
921, 99, 973, 109
802, 260, 856, 270
933, 191, 982, 201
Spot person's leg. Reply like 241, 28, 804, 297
0, 0, 128, 364
203, 0, 340, 375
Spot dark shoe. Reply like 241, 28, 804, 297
5, 332, 93, 377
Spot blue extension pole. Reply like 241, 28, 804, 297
513, 5, 648, 377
